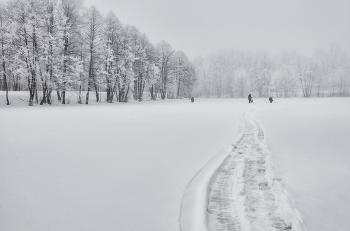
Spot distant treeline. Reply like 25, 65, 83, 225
192, 44, 350, 98
1, 1, 349, 107
0, 0, 196, 105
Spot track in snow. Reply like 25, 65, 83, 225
206, 112, 306, 231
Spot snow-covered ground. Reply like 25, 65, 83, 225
255, 98, 350, 231
0, 92, 246, 231
1, 92, 349, 231
206, 112, 306, 231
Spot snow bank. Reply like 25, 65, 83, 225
252, 114, 307, 231
180, 114, 245, 231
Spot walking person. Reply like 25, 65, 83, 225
248, 94, 253, 103
191, 97, 194, 103
269, 97, 273, 103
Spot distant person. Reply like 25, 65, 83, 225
191, 97, 194, 103
269, 97, 273, 103
248, 94, 253, 103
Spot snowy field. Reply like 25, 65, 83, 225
256, 98, 350, 231
1, 92, 349, 231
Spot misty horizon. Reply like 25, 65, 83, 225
83, 0, 350, 59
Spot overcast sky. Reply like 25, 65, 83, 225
83, 0, 350, 59
1, 0, 347, 59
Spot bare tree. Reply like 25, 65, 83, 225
7, 0, 47, 106
102, 11, 123, 103
60, 0, 83, 104
83, 5, 103, 104
156, 40, 173, 100
295, 55, 317, 97
170, 51, 195, 99
0, 4, 10, 105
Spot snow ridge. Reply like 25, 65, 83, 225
179, 114, 246, 231
207, 112, 307, 231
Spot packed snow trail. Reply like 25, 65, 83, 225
180, 112, 306, 231
207, 112, 306, 231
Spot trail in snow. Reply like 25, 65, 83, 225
206, 112, 306, 231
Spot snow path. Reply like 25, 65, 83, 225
180, 111, 307, 231
207, 112, 306, 231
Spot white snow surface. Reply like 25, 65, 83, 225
1, 92, 350, 231
181, 112, 306, 231
255, 98, 350, 231
0, 93, 244, 231
180, 113, 245, 231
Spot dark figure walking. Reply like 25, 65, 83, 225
248, 94, 253, 103
191, 97, 194, 103
269, 97, 273, 103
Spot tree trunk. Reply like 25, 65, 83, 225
125, 86, 129, 102
78, 85, 82, 104
62, 89, 66, 104
1, 43, 9, 105
94, 81, 99, 102
150, 85, 155, 100
107, 81, 111, 103
56, 89, 61, 102
176, 75, 181, 99
141, 79, 145, 101
0, 16, 9, 105
86, 55, 93, 104
86, 88, 90, 104
47, 89, 52, 104
40, 84, 47, 105
62, 33, 69, 104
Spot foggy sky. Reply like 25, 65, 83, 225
2, 0, 348, 59
83, 0, 350, 59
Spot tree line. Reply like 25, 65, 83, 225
192, 44, 350, 98
0, 0, 196, 105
